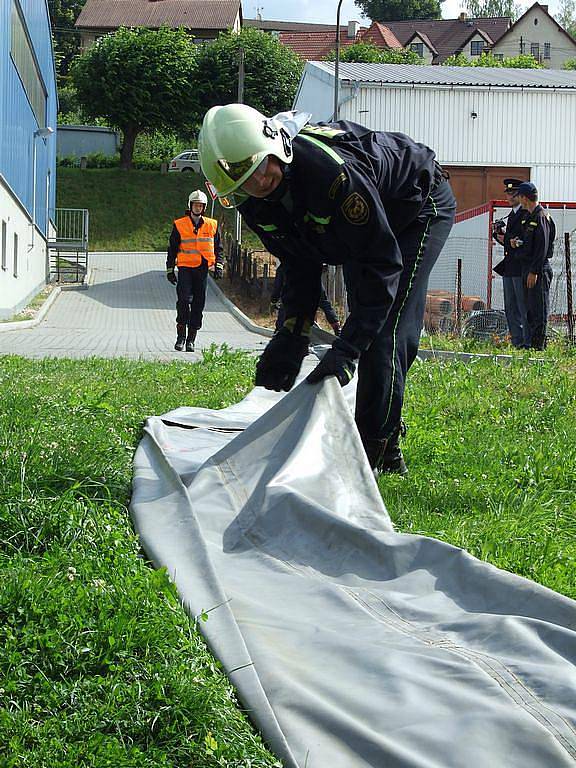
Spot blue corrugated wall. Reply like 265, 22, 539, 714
0, 0, 57, 236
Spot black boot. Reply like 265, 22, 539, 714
186, 329, 197, 352
379, 421, 408, 475
363, 421, 408, 477
174, 324, 186, 352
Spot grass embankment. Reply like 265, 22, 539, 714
56, 168, 261, 252
1, 351, 575, 766
0, 349, 280, 768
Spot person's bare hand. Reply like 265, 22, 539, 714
527, 272, 538, 289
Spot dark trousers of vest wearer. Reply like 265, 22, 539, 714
176, 263, 208, 332
523, 262, 553, 350
275, 291, 339, 332
344, 179, 456, 444
503, 275, 531, 348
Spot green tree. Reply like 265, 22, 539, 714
325, 42, 423, 63
464, 0, 521, 20
354, 0, 442, 21
442, 51, 542, 67
193, 29, 303, 120
556, 0, 576, 37
71, 27, 198, 169
48, 0, 86, 85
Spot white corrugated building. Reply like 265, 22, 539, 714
293, 62, 576, 209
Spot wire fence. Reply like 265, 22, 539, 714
222, 225, 576, 345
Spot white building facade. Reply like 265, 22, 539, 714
293, 62, 576, 207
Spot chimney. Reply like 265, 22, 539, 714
458, 11, 467, 21
347, 20, 360, 39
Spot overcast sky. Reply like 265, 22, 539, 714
246, 0, 561, 24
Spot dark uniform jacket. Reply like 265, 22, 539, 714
239, 121, 441, 353
516, 205, 555, 274
166, 214, 224, 271
494, 206, 524, 277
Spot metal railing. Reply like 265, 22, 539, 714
48, 208, 89, 283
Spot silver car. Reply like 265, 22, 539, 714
168, 149, 201, 173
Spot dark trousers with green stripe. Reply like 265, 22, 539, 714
345, 180, 456, 444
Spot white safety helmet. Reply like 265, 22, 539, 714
198, 104, 294, 203
188, 189, 208, 209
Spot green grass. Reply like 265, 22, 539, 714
385, 357, 576, 599
420, 332, 576, 359
56, 169, 262, 252
1, 350, 575, 766
0, 349, 280, 768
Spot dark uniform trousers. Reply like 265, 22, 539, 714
346, 180, 455, 442
524, 262, 553, 350
176, 262, 208, 332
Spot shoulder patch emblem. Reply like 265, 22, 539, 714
328, 172, 347, 200
342, 192, 369, 225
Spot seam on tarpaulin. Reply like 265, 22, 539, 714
347, 588, 576, 760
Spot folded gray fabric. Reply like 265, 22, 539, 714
131, 364, 576, 768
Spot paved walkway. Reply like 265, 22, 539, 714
0, 253, 269, 360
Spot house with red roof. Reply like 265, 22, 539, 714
75, 0, 242, 50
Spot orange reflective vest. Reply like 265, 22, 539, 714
174, 216, 218, 268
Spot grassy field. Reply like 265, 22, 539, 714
0, 349, 280, 768
56, 168, 261, 252
1, 349, 575, 766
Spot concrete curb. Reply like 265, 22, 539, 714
209, 277, 274, 338
0, 285, 62, 332
417, 347, 545, 364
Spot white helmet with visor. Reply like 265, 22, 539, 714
198, 104, 295, 207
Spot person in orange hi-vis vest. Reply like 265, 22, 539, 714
166, 190, 224, 352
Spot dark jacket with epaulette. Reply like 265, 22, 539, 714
239, 120, 440, 353
516, 205, 554, 274
494, 206, 524, 277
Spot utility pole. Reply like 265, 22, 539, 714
235, 46, 245, 244
333, 0, 344, 121
237, 46, 245, 104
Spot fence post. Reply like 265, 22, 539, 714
456, 257, 462, 336
565, 232, 574, 344
486, 202, 494, 309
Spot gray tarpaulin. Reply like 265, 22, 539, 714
130, 354, 576, 768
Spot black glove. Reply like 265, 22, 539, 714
166, 268, 177, 285
214, 263, 224, 280
255, 327, 309, 392
307, 339, 357, 387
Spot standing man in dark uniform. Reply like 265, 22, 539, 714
166, 190, 224, 352
198, 105, 456, 474
512, 182, 554, 350
270, 262, 341, 335
493, 179, 531, 348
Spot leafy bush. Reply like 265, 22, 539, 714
443, 51, 542, 68
563, 58, 576, 69
325, 43, 423, 64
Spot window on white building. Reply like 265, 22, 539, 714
410, 42, 424, 57
10, 0, 47, 127
531, 42, 540, 58
470, 40, 484, 56
544, 42, 551, 59
494, 53, 504, 61
1, 221, 6, 271
13, 233, 18, 278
